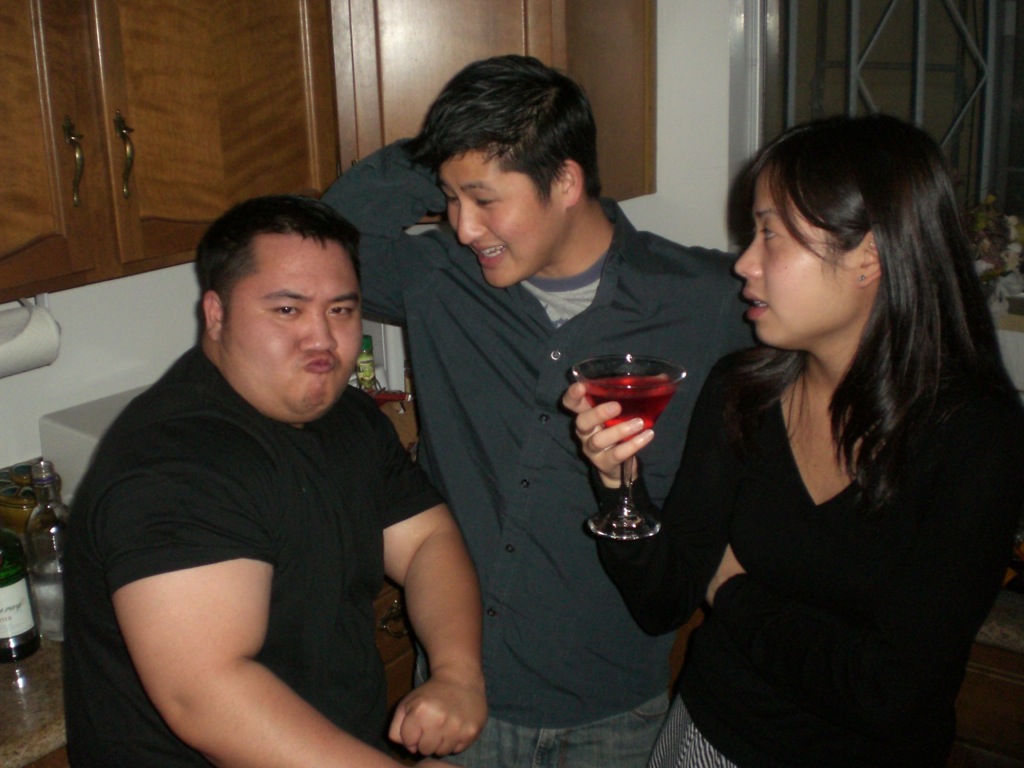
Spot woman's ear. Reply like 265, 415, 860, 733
854, 231, 882, 287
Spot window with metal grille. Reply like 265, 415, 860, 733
750, 0, 1021, 213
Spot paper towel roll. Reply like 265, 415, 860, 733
0, 304, 61, 379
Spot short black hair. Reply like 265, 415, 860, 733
405, 55, 601, 201
195, 195, 361, 305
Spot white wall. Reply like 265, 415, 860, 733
0, 266, 200, 466
0, 2, 736, 468
620, 2, 735, 251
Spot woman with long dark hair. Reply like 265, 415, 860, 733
563, 114, 1024, 767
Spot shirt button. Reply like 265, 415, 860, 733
538, 414, 549, 423
550, 350, 562, 361
520, 479, 530, 488
505, 543, 515, 553
486, 608, 498, 617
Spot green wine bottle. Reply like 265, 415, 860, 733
0, 523, 40, 662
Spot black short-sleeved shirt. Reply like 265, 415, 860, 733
63, 347, 443, 766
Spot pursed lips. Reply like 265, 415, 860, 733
303, 355, 337, 374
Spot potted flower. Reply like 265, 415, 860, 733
968, 195, 1024, 315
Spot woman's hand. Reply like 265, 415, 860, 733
562, 381, 654, 489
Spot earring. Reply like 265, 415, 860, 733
858, 275, 866, 282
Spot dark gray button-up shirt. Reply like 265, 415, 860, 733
322, 143, 752, 727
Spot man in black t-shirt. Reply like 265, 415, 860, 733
63, 196, 485, 767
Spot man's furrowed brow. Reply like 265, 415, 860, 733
261, 289, 310, 302
258, 290, 360, 303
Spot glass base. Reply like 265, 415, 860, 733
587, 513, 661, 540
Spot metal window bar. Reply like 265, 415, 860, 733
783, 0, 997, 197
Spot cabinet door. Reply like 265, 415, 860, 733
0, 0, 117, 303
565, 0, 654, 201
332, 0, 653, 200
90, 0, 339, 267
334, 0, 562, 167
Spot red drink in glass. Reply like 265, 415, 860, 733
571, 355, 686, 540
581, 374, 678, 431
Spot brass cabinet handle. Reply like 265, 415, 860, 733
62, 116, 84, 207
113, 110, 134, 198
377, 599, 409, 638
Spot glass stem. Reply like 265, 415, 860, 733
619, 455, 637, 515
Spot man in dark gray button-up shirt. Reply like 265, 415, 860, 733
322, 55, 752, 768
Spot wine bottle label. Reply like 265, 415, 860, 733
0, 579, 36, 638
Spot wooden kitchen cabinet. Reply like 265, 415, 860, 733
330, 0, 654, 201
0, 0, 116, 301
23, 748, 68, 768
90, 0, 339, 268
2, 2, 647, 303
2, 0, 652, 304
948, 640, 1024, 767
0, 0, 339, 304
375, 580, 416, 711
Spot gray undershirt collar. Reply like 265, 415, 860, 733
522, 252, 608, 327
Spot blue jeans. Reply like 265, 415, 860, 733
442, 693, 669, 768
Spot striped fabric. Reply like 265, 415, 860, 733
649, 697, 738, 768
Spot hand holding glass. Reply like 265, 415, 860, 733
572, 355, 686, 539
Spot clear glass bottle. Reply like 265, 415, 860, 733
0, 522, 40, 662
25, 460, 69, 641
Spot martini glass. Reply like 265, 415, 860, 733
572, 355, 686, 540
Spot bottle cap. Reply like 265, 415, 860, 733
361, 334, 373, 353
30, 460, 57, 484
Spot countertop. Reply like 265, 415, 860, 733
1, 640, 65, 767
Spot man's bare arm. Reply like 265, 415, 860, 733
113, 558, 445, 767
